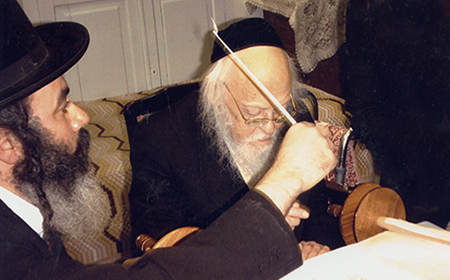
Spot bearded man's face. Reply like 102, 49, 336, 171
13, 119, 110, 240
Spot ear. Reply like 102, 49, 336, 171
0, 128, 22, 165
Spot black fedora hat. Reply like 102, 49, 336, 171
0, 0, 89, 109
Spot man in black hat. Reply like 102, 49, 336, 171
0, 1, 337, 279
129, 18, 340, 255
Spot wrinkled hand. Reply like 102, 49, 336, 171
299, 241, 330, 260
285, 200, 309, 230
275, 122, 336, 192
255, 122, 336, 215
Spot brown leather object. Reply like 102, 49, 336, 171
339, 183, 406, 245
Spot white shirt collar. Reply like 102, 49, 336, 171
0, 187, 44, 238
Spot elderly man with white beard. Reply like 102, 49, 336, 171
129, 18, 341, 258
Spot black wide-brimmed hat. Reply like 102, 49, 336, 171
210, 18, 284, 63
0, 0, 89, 109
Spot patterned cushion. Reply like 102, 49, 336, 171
68, 90, 155, 264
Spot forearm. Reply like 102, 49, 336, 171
255, 122, 336, 215
254, 172, 305, 216
132, 191, 302, 279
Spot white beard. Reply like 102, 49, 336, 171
200, 100, 283, 188
225, 128, 282, 187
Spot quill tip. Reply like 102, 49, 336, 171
210, 18, 218, 33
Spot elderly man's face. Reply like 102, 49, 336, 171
224, 46, 292, 148
28, 77, 90, 153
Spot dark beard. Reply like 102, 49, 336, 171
13, 120, 110, 245
13, 121, 91, 202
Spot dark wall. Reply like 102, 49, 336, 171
341, 0, 450, 227
266, 0, 450, 228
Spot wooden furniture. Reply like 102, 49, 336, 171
136, 227, 202, 252
328, 183, 406, 245
122, 227, 201, 269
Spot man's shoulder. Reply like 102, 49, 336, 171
0, 199, 38, 241
0, 198, 18, 223
0, 198, 51, 262
138, 89, 200, 130
129, 88, 206, 152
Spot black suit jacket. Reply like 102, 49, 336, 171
129, 90, 248, 242
0, 191, 302, 279
129, 89, 346, 250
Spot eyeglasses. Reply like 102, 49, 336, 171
224, 83, 298, 127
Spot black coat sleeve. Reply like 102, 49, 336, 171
129, 191, 302, 280
1, 192, 301, 280
129, 118, 195, 241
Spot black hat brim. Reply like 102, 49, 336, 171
0, 21, 89, 109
